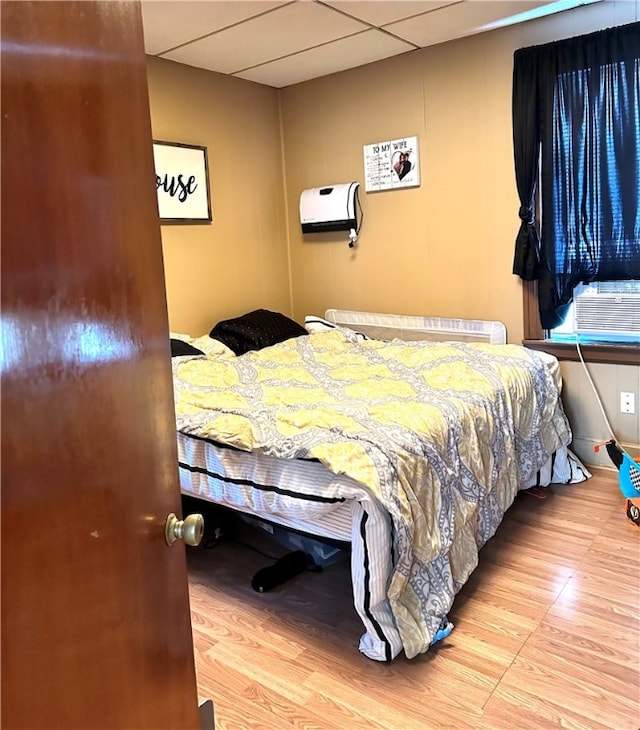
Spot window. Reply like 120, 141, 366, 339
512, 23, 640, 361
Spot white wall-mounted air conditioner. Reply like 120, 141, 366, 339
574, 284, 640, 338
299, 182, 359, 234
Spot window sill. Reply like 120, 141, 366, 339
523, 339, 639, 365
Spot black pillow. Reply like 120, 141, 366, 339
170, 339, 205, 357
209, 309, 307, 355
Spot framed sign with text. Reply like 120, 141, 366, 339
363, 135, 420, 192
153, 141, 212, 224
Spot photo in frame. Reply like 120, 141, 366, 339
363, 135, 420, 192
153, 140, 212, 224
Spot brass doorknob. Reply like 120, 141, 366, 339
165, 512, 204, 547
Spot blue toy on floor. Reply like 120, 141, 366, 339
431, 617, 454, 645
605, 440, 640, 527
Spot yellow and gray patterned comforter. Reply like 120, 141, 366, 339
173, 329, 571, 657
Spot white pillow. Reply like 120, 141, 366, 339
304, 315, 371, 342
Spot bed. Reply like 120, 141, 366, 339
172, 309, 587, 662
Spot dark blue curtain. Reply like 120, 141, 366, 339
512, 23, 640, 328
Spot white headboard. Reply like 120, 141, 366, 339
325, 309, 507, 345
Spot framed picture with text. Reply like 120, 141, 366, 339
153, 140, 212, 224
363, 135, 420, 192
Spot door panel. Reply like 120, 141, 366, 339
1, 2, 200, 728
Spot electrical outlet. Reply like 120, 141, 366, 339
620, 391, 636, 415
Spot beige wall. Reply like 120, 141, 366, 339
146, 57, 290, 336
561, 361, 640, 465
280, 1, 638, 343
282, 37, 523, 335
278, 0, 639, 464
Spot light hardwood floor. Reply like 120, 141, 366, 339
187, 468, 640, 730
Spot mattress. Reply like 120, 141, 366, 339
178, 432, 360, 542
178, 434, 588, 543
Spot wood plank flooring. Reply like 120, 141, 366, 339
187, 468, 640, 729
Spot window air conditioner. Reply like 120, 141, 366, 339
574, 283, 640, 338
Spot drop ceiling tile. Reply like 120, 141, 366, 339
162, 2, 368, 74
385, 0, 556, 47
322, 0, 458, 27
234, 28, 414, 87
141, 0, 290, 55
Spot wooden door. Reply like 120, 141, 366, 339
1, 2, 201, 728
